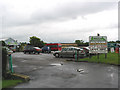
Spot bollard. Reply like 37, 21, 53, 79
89, 53, 91, 59
9, 54, 13, 73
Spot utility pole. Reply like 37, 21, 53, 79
97, 33, 100, 59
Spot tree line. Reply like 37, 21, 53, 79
1, 36, 120, 50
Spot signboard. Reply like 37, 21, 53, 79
89, 36, 108, 53
110, 48, 114, 53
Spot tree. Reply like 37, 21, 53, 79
108, 41, 116, 43
29, 36, 45, 48
19, 42, 27, 51
75, 40, 84, 46
116, 40, 120, 43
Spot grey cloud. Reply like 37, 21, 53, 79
1, 1, 118, 43
1, 2, 117, 27
32, 2, 116, 23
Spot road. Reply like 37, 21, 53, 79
11, 52, 118, 88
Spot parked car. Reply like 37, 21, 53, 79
24, 45, 42, 54
53, 47, 86, 58
41, 46, 51, 53
81, 47, 90, 56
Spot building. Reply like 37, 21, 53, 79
61, 43, 77, 48
0, 38, 19, 52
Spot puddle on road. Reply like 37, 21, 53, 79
76, 69, 84, 72
50, 63, 63, 66
21, 60, 26, 62
51, 72, 76, 79
76, 69, 88, 74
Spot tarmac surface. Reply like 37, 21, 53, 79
11, 52, 118, 88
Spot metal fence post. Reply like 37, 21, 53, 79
77, 50, 79, 61
75, 50, 77, 61
9, 54, 13, 73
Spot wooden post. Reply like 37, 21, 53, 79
105, 53, 107, 59
97, 53, 99, 59
89, 53, 91, 59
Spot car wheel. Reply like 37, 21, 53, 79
29, 52, 31, 54
42, 51, 44, 53
55, 53, 59, 58
33, 51, 36, 54
38, 52, 40, 54
24, 51, 26, 54
60, 55, 63, 58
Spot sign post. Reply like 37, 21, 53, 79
89, 35, 108, 59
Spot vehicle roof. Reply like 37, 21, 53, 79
83, 47, 90, 50
46, 43, 61, 45
33, 47, 40, 49
64, 47, 80, 49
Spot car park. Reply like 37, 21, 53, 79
24, 45, 42, 54
53, 47, 86, 58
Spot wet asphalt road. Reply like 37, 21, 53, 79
12, 52, 118, 88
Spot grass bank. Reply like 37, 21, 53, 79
78, 53, 119, 65
2, 79, 23, 88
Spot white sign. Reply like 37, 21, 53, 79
110, 48, 114, 53
89, 36, 108, 53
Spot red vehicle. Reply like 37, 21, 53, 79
46, 43, 62, 51
24, 45, 42, 54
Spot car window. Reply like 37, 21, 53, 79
58, 45, 61, 47
68, 48, 74, 51
34, 47, 40, 49
74, 48, 78, 50
62, 48, 67, 51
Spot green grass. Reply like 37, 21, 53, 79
2, 80, 23, 88
78, 53, 119, 65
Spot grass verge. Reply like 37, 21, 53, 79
78, 53, 119, 65
2, 79, 23, 88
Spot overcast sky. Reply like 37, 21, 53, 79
0, 0, 119, 43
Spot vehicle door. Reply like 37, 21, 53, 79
60, 48, 67, 57
78, 49, 86, 57
66, 48, 74, 57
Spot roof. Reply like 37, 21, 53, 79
0, 38, 9, 41
0, 38, 19, 45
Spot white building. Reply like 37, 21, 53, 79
0, 38, 19, 52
